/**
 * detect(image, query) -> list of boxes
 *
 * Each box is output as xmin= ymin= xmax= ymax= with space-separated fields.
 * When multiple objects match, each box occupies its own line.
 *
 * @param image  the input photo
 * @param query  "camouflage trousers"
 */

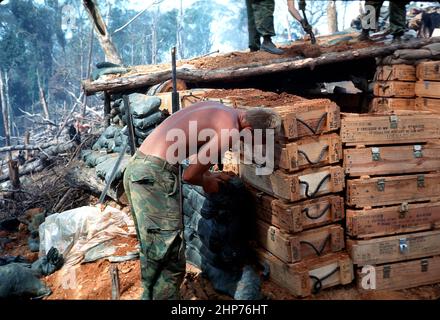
xmin=246 ymin=0 xmax=275 ymax=50
xmin=123 ymin=151 xmax=185 ymax=300
xmin=364 ymin=0 xmax=409 ymax=35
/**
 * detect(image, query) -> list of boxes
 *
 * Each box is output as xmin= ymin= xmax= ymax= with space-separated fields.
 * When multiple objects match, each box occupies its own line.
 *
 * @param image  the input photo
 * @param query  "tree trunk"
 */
xmin=151 ymin=9 xmax=158 ymax=65
xmin=8 ymin=160 xmax=20 ymax=189
xmin=177 ymin=0 xmax=185 ymax=60
xmin=65 ymin=161 xmax=127 ymax=204
xmin=327 ymin=1 xmax=338 ymax=34
xmin=82 ymin=28 xmax=94 ymax=116
xmin=83 ymin=37 xmax=440 ymax=95
xmin=0 ymin=70 xmax=11 ymax=160
xmin=82 ymin=0 xmax=122 ymax=65
xmin=37 ymin=70 xmax=50 ymax=121
xmin=24 ymin=131 xmax=31 ymax=160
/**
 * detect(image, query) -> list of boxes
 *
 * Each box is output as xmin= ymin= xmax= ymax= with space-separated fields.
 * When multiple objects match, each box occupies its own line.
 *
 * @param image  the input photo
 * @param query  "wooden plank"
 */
xmin=373 ymin=81 xmax=415 ymax=98
xmin=415 ymin=97 xmax=440 ymax=113
xmin=344 ymin=143 xmax=440 ymax=177
xmin=416 ymin=61 xmax=440 ymax=81
xmin=347 ymin=173 xmax=440 ymax=208
xmin=415 ymin=81 xmax=440 ymax=99
xmin=272 ymin=99 xmax=340 ymax=140
xmin=341 ymin=113 xmax=440 ymax=146
xmin=257 ymin=249 xmax=354 ymax=297
xmin=376 ymin=65 xmax=416 ymax=82
xmin=347 ymin=229 xmax=440 ymax=266
xmin=347 ymin=202 xmax=440 ymax=238
xmin=155 ymin=89 xmax=234 ymax=113
xmin=256 ymin=220 xmax=345 ymax=263
xmin=356 ymin=256 xmax=440 ymax=291
xmin=239 ymin=164 xmax=345 ymax=202
xmin=249 ymin=188 xmax=344 ymax=233
xmin=370 ymin=98 xmax=417 ymax=113
xmin=274 ymin=134 xmax=342 ymax=172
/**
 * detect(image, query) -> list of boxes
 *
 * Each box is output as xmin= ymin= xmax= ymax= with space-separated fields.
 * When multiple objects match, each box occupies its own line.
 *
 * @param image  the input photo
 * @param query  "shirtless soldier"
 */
xmin=123 ymin=101 xmax=281 ymax=300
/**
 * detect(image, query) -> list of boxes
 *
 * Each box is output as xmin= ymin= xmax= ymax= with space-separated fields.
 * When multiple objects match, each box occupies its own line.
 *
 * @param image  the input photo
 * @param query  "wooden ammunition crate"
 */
xmin=256 ymin=220 xmax=345 ymax=263
xmin=272 ymin=99 xmax=340 ymax=141
xmin=356 ymin=256 xmax=440 ymax=291
xmin=415 ymin=97 xmax=440 ymax=113
xmin=376 ymin=65 xmax=416 ymax=82
xmin=274 ymin=134 xmax=342 ymax=172
xmin=347 ymin=201 xmax=440 ymax=239
xmin=240 ymin=164 xmax=345 ymax=202
xmin=257 ymin=249 xmax=354 ymax=297
xmin=416 ymin=61 xmax=440 ymax=81
xmin=344 ymin=143 xmax=440 ymax=177
xmin=346 ymin=173 xmax=440 ymax=208
xmin=415 ymin=81 xmax=440 ymax=99
xmin=373 ymin=81 xmax=415 ymax=98
xmin=347 ymin=229 xmax=440 ymax=266
xmin=370 ymin=97 xmax=417 ymax=113
xmin=249 ymin=189 xmax=344 ymax=233
xmin=341 ymin=113 xmax=440 ymax=146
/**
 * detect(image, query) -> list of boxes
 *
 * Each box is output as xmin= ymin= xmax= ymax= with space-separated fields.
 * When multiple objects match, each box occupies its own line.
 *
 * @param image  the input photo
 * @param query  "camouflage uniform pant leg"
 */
xmin=246 ymin=0 xmax=261 ymax=50
xmin=364 ymin=0 xmax=384 ymax=31
xmin=123 ymin=157 xmax=185 ymax=300
xmin=251 ymin=0 xmax=275 ymax=38
xmin=389 ymin=0 xmax=408 ymax=35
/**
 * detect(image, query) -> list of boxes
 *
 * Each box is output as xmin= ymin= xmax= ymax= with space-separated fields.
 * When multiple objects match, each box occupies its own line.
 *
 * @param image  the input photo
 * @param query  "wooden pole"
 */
xmin=8 ymin=160 xmax=20 ymax=189
xmin=24 ymin=130 xmax=31 ymax=160
xmin=104 ymin=91 xmax=111 ymax=127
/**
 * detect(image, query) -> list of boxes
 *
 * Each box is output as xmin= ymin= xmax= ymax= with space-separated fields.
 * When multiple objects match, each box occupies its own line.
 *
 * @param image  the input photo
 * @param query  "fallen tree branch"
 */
xmin=0 ymin=142 xmax=58 ymax=153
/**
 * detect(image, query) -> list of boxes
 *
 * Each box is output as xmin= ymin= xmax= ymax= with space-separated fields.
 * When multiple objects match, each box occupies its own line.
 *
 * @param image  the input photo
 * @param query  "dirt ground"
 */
xmin=202 ymin=88 xmax=306 ymax=107
xmin=111 ymin=33 xmax=375 ymax=80
xmin=2 ymin=212 xmax=440 ymax=300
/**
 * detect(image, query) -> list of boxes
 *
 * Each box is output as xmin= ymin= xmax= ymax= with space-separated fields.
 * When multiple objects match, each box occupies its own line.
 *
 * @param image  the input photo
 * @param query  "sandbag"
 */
xmin=31 ymin=247 xmax=64 ymax=276
xmin=103 ymin=125 xmax=120 ymax=139
xmin=128 ymin=94 xmax=161 ymax=118
xmin=423 ymin=43 xmax=440 ymax=56
xmin=134 ymin=127 xmax=155 ymax=140
xmin=95 ymin=155 xmax=131 ymax=183
xmin=0 ymin=263 xmax=51 ymax=298
xmin=0 ymin=256 xmax=28 ymax=267
xmin=132 ymin=111 xmax=166 ymax=130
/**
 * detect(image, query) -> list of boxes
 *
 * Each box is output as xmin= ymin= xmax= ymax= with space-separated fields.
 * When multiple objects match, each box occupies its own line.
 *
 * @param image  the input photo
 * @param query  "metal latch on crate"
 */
xmin=377 ymin=179 xmax=385 ymax=192
xmin=413 ymin=145 xmax=423 ymax=158
xmin=371 ymin=147 xmax=381 ymax=161
xmin=389 ymin=115 xmax=398 ymax=129
xmin=399 ymin=238 xmax=409 ymax=254
xmin=421 ymin=259 xmax=429 ymax=272
xmin=383 ymin=266 xmax=391 ymax=279
xmin=417 ymin=175 xmax=425 ymax=188
xmin=269 ymin=227 xmax=276 ymax=242
xmin=399 ymin=202 xmax=409 ymax=218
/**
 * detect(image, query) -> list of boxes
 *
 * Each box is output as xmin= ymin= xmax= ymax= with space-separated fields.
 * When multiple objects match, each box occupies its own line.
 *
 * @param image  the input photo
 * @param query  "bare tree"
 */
xmin=82 ymin=0 xmax=122 ymax=64
xmin=327 ymin=1 xmax=338 ymax=34
xmin=0 ymin=70 xmax=11 ymax=160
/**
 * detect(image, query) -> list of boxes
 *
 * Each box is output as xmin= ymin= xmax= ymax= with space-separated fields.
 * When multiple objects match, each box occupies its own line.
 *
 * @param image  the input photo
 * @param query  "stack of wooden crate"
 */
xmin=415 ymin=61 xmax=440 ymax=113
xmin=371 ymin=64 xmax=418 ymax=113
xmin=342 ymin=111 xmax=440 ymax=291
xmin=239 ymin=99 xmax=354 ymax=297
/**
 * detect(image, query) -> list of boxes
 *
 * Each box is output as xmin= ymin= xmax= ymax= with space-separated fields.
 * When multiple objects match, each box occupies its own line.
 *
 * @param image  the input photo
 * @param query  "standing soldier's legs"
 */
xmin=389 ymin=1 xmax=409 ymax=36
xmin=123 ymin=157 xmax=185 ymax=300
xmin=246 ymin=0 xmax=261 ymax=51
xmin=359 ymin=0 xmax=384 ymax=40
xmin=251 ymin=0 xmax=276 ymax=39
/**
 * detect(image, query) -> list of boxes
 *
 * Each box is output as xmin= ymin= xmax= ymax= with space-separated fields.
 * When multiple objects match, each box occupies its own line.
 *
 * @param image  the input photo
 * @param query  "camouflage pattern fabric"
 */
xmin=364 ymin=0 xmax=409 ymax=35
xmin=246 ymin=0 xmax=276 ymax=50
xmin=123 ymin=151 xmax=185 ymax=300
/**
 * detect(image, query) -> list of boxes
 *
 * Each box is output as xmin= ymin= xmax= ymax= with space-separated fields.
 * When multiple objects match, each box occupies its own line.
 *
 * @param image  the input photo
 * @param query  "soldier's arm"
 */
xmin=182 ymin=133 xmax=232 ymax=193
xmin=287 ymin=0 xmax=303 ymax=22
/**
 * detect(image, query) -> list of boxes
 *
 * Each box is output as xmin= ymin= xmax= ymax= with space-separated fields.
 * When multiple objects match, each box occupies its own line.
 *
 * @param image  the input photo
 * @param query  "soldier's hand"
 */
xmin=301 ymin=19 xmax=313 ymax=33
xmin=202 ymin=172 xmax=231 ymax=194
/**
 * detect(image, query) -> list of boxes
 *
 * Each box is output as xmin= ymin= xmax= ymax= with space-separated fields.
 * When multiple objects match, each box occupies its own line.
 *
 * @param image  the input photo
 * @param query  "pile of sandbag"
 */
xmin=377 ymin=42 xmax=440 ymax=65
xmin=182 ymin=177 xmax=262 ymax=300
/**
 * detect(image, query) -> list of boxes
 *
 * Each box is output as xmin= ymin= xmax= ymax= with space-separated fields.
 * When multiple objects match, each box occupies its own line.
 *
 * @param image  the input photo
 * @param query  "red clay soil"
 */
xmin=186 ymin=39 xmax=372 ymax=71
xmin=202 ymin=88 xmax=306 ymax=107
